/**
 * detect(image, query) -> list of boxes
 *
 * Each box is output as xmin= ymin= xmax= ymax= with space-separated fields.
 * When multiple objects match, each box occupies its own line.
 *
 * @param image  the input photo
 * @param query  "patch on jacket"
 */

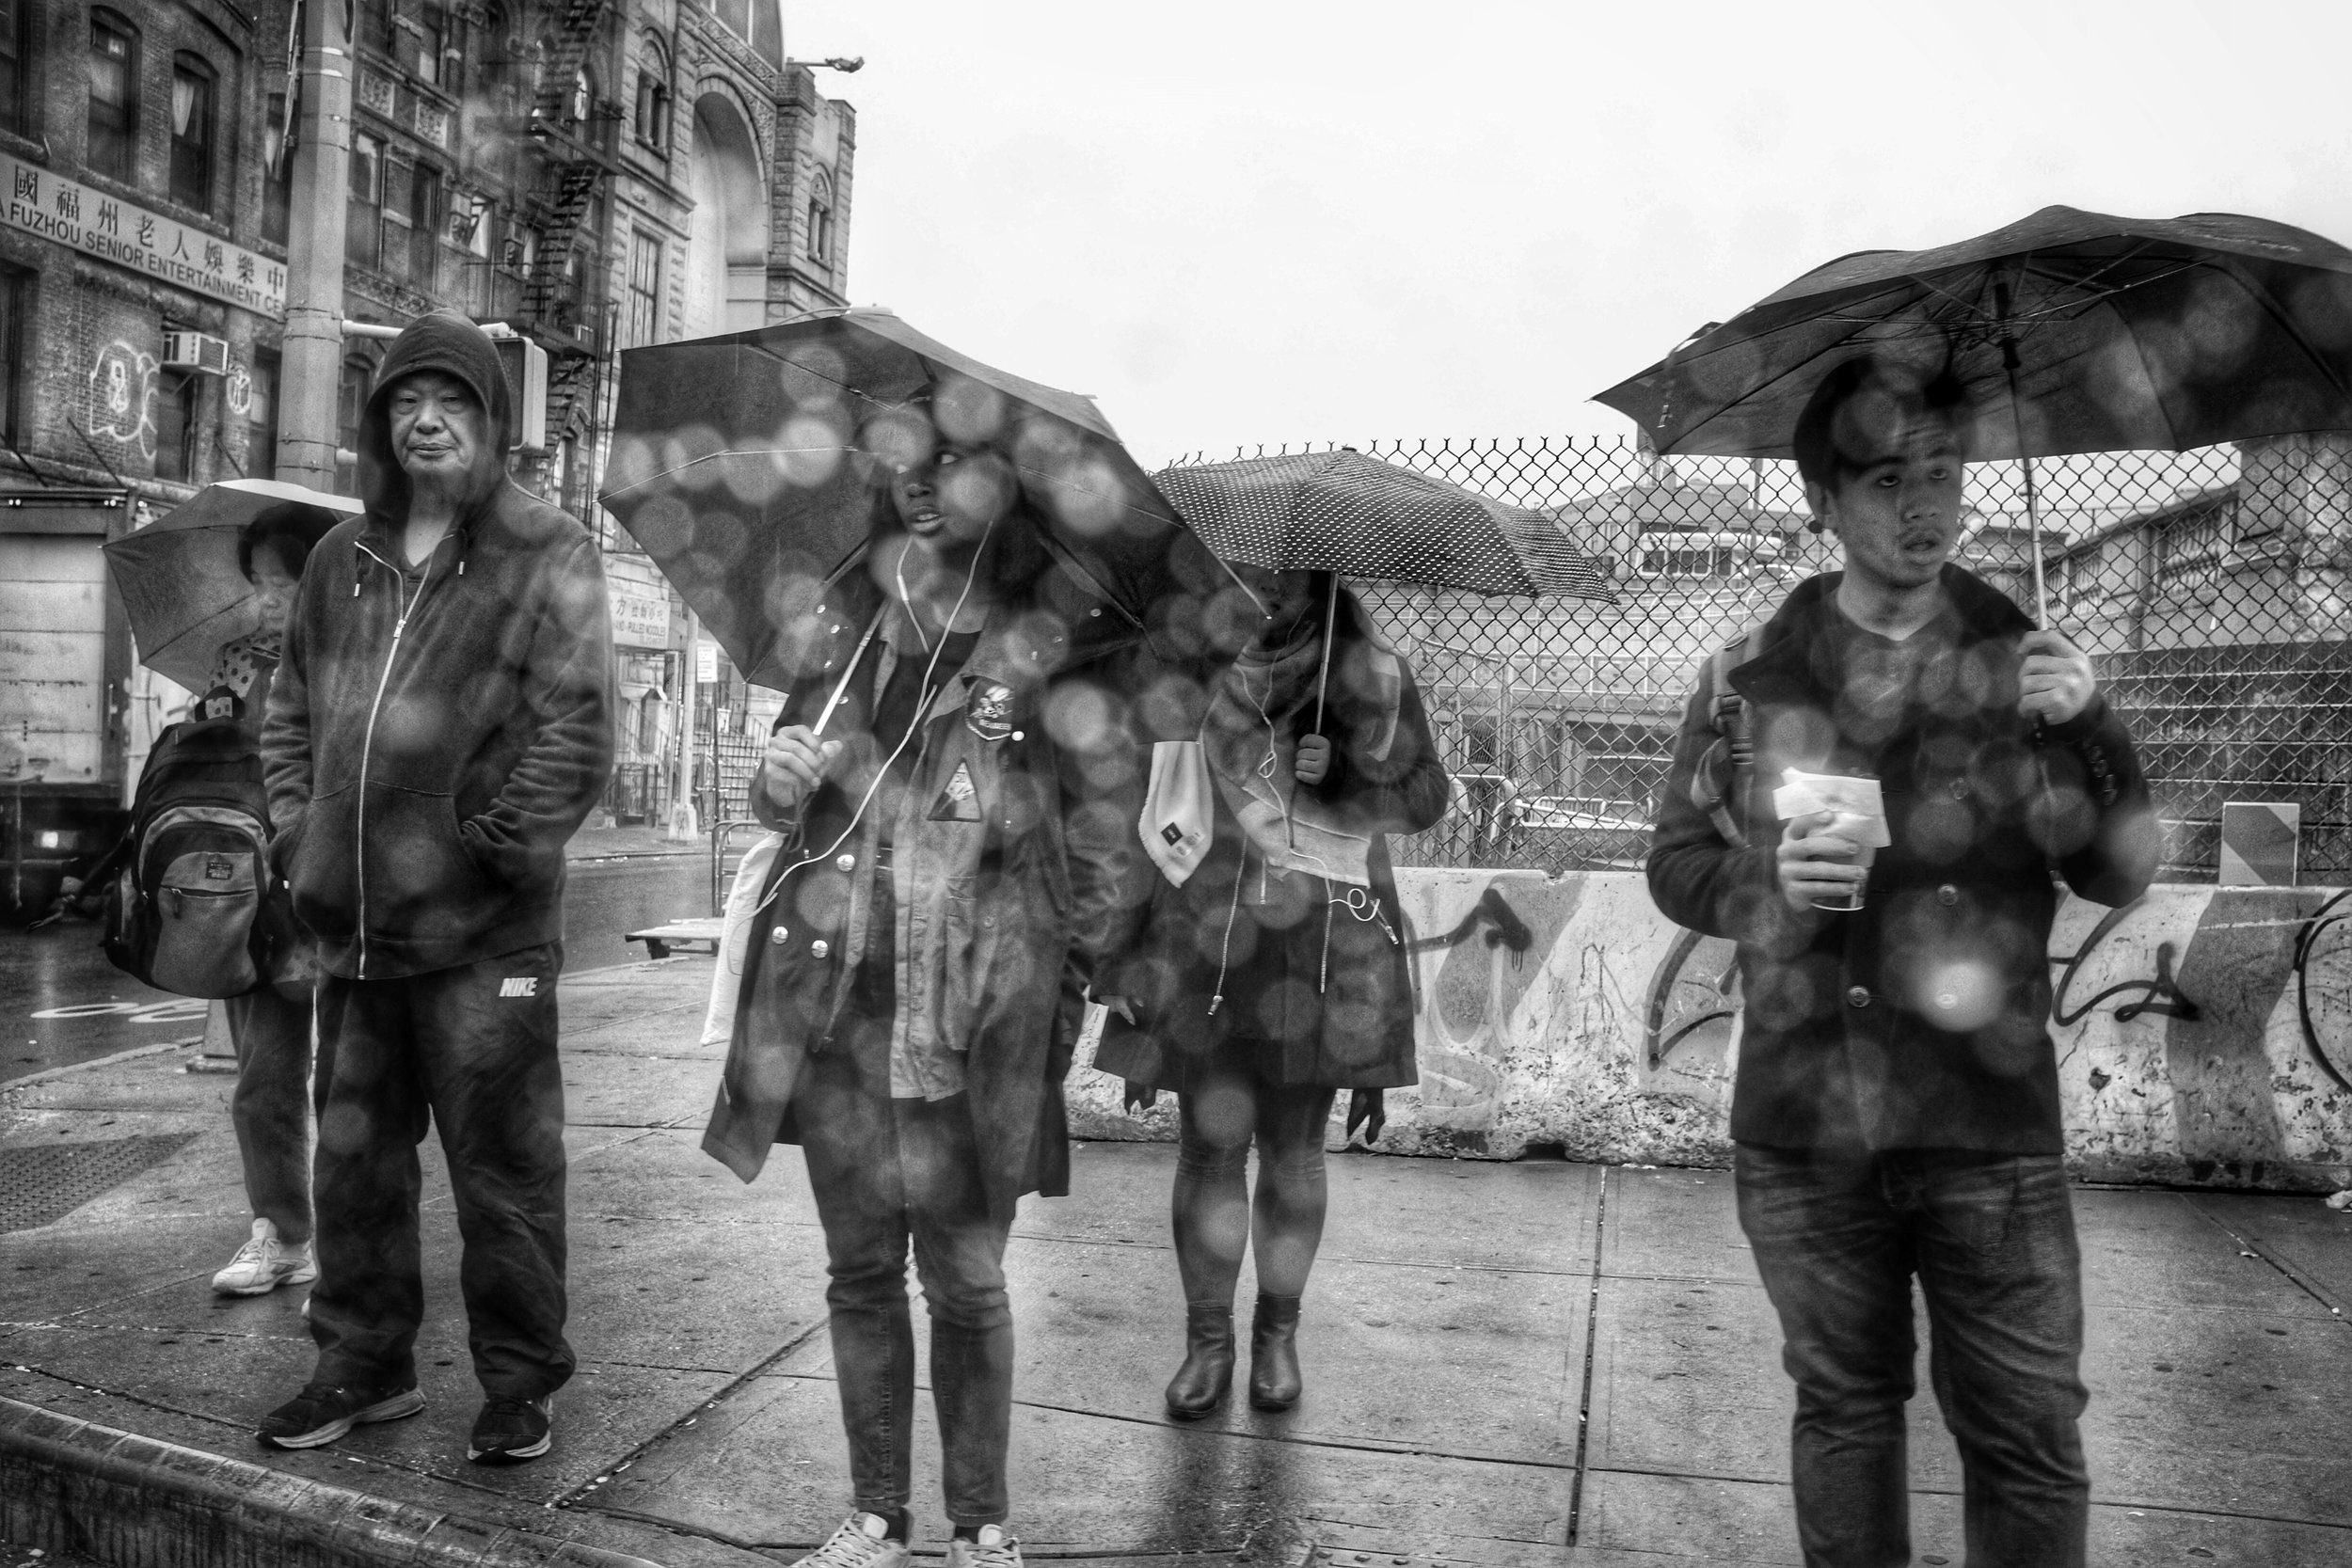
xmin=964 ymin=679 xmax=1016 ymax=743
xmin=930 ymin=759 xmax=982 ymax=822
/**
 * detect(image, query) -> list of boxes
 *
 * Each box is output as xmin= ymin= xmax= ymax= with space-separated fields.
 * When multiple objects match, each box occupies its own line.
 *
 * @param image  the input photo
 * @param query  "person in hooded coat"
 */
xmin=704 ymin=421 xmax=1150 ymax=1568
xmin=1093 ymin=567 xmax=1449 ymax=1418
xmin=255 ymin=311 xmax=614 ymax=1466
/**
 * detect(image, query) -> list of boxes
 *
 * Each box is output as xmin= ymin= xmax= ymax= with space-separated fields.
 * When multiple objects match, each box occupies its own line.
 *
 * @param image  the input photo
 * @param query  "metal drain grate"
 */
xmin=0 ymin=1134 xmax=203 ymax=1232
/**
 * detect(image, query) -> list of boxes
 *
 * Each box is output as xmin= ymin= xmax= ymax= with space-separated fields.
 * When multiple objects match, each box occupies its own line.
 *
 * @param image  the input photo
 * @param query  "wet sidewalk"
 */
xmin=2 ymin=958 xmax=2348 ymax=1567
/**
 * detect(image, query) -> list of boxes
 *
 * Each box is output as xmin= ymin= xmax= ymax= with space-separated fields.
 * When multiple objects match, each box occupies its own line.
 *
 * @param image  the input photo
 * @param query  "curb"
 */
xmin=0 ymin=1398 xmax=668 ymax=1568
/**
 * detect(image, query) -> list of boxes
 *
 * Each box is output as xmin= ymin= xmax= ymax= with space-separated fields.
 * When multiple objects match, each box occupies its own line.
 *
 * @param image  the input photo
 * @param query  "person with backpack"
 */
xmin=1647 ymin=356 xmax=2159 ymax=1568
xmin=65 ymin=506 xmax=327 ymax=1297
xmin=254 ymin=311 xmax=613 ymax=1466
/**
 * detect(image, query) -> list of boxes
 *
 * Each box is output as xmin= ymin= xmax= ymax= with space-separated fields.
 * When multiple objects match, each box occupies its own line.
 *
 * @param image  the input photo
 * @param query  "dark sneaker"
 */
xmin=468 ymin=1394 xmax=553 ymax=1464
xmin=256 ymin=1382 xmax=424 ymax=1449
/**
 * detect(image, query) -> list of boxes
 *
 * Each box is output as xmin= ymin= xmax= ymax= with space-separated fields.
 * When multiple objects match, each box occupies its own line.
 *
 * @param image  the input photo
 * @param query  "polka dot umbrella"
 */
xmin=1593 ymin=206 xmax=2352 ymax=622
xmin=1151 ymin=449 xmax=1617 ymax=601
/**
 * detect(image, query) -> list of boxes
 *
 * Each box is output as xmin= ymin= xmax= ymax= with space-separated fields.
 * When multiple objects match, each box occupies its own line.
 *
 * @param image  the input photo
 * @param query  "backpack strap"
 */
xmin=1684 ymin=626 xmax=1768 ymax=850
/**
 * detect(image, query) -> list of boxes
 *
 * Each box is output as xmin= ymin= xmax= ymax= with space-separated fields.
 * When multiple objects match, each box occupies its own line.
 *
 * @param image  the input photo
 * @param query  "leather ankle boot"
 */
xmin=1164 ymin=1301 xmax=1235 ymax=1418
xmin=1248 ymin=1291 xmax=1303 ymax=1411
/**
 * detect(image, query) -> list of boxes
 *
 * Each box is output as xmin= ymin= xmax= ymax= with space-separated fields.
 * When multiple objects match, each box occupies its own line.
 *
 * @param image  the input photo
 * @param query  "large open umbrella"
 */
xmin=1594 ymin=206 xmax=2352 ymax=617
xmin=1154 ymin=449 xmax=1616 ymax=600
xmin=1154 ymin=448 xmax=1616 ymax=725
xmin=103 ymin=479 xmax=359 ymax=690
xmin=599 ymin=307 xmax=1237 ymax=692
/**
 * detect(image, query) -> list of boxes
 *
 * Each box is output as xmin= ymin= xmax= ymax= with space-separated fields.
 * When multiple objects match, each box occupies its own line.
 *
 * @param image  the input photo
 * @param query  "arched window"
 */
xmin=87 ymin=10 xmax=138 ymax=182
xmin=806 ymin=167 xmax=834 ymax=265
xmin=633 ymin=37 xmax=670 ymax=153
xmin=169 ymin=54 xmax=216 ymax=213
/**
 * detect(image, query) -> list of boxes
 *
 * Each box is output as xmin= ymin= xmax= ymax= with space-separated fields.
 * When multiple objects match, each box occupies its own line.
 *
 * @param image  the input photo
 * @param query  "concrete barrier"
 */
xmin=1069 ymin=870 xmax=2352 ymax=1192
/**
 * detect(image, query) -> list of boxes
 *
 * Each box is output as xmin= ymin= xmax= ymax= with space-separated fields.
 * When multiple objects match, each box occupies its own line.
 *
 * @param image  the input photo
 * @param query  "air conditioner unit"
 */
xmin=479 ymin=321 xmax=550 ymax=456
xmin=161 ymin=331 xmax=230 ymax=376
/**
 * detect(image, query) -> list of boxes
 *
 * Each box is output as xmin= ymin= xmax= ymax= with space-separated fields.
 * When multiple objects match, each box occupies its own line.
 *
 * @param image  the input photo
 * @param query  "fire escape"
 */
xmin=520 ymin=0 xmax=620 ymax=474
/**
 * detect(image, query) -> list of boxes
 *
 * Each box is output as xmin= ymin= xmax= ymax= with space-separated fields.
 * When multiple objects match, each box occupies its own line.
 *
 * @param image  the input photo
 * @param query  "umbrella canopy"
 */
xmin=1152 ymin=449 xmax=1616 ymax=599
xmin=1594 ymin=206 xmax=2352 ymax=463
xmin=599 ymin=306 xmax=1234 ymax=690
xmin=103 ymin=479 xmax=360 ymax=690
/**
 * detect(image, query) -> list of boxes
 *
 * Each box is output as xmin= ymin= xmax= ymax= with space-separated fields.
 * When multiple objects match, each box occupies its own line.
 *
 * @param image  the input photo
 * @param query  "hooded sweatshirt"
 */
xmin=262 ymin=310 xmax=614 ymax=979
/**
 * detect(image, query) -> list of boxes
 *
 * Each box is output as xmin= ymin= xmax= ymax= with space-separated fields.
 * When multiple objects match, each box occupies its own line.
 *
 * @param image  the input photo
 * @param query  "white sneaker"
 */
xmin=945 ymin=1526 xmax=1022 ymax=1568
xmin=796 ymin=1514 xmax=913 ymax=1568
xmin=212 ymin=1219 xmax=318 ymax=1297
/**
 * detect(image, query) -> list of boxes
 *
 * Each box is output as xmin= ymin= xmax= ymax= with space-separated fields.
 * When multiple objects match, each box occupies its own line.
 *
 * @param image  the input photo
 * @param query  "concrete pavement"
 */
xmin=2 ymin=957 xmax=2349 ymax=1567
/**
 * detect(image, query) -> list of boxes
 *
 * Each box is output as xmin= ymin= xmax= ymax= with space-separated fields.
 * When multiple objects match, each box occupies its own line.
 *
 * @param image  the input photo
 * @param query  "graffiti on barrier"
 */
xmin=2051 ymin=902 xmax=2201 ymax=1026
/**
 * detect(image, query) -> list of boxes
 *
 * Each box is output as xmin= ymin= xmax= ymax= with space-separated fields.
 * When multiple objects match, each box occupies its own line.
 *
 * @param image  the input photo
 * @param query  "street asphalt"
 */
xmin=1 ymin=957 xmax=2348 ymax=1567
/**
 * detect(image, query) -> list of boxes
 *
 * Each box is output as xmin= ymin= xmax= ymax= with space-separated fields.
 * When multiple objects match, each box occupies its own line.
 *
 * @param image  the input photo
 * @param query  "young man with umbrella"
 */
xmin=1647 ymin=356 xmax=2158 ymax=1568
xmin=701 ymin=409 xmax=1152 ymax=1568
xmin=1092 ymin=564 xmax=1450 ymax=1418
xmin=254 ymin=311 xmax=614 ymax=1465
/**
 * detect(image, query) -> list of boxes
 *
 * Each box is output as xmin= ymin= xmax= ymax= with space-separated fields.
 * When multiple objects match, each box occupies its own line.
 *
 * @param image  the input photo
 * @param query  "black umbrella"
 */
xmin=103 ymin=479 xmax=359 ymax=690
xmin=599 ymin=307 xmax=1235 ymax=691
xmin=1153 ymin=449 xmax=1616 ymax=599
xmin=1154 ymin=448 xmax=1615 ymax=729
xmin=1594 ymin=206 xmax=2352 ymax=617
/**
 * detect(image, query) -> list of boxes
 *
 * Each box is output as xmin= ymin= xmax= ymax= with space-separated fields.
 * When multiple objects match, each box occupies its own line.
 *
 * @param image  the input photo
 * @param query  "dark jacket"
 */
xmin=1093 ymin=592 xmax=1452 ymax=1092
xmin=262 ymin=311 xmax=614 ymax=980
xmin=702 ymin=543 xmax=1152 ymax=1221
xmin=1646 ymin=567 xmax=2158 ymax=1154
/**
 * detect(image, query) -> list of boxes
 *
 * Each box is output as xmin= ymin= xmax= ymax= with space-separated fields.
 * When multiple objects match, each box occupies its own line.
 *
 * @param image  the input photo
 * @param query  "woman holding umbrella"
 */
xmin=74 ymin=497 xmax=339 ymax=1296
xmin=1094 ymin=566 xmax=1451 ymax=1418
xmin=700 ymin=407 xmax=1152 ymax=1568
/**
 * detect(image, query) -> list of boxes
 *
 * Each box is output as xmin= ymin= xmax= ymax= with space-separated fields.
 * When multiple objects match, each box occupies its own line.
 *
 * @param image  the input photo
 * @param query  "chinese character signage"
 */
xmin=609 ymin=584 xmax=673 ymax=650
xmin=2 ymin=150 xmax=285 ymax=319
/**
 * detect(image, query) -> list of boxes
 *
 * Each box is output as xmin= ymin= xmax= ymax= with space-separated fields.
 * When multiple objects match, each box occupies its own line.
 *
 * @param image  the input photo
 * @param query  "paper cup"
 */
xmin=1810 ymin=813 xmax=1880 ymax=911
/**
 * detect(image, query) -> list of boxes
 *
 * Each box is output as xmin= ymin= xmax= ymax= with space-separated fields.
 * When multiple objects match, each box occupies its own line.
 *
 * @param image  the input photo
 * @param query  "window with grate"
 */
xmin=0 ymin=0 xmax=28 ymax=138
xmin=87 ymin=12 xmax=137 ymax=182
xmin=262 ymin=91 xmax=293 ymax=245
xmin=154 ymin=372 xmax=199 ymax=483
xmin=807 ymin=167 xmax=834 ymax=265
xmin=346 ymin=133 xmax=382 ymax=269
xmin=247 ymin=350 xmax=278 ymax=483
xmin=0 ymin=267 xmax=21 ymax=444
xmin=2155 ymin=504 xmax=2229 ymax=591
xmin=634 ymin=38 xmax=670 ymax=152
xmin=169 ymin=55 xmax=216 ymax=213
xmin=335 ymin=356 xmax=372 ymax=496
xmin=1642 ymin=544 xmax=1735 ymax=578
xmin=627 ymin=228 xmax=661 ymax=346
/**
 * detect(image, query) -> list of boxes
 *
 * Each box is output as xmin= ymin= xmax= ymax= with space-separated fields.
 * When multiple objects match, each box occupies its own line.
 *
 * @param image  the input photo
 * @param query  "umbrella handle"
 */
xmin=1312 ymin=574 xmax=1339 ymax=735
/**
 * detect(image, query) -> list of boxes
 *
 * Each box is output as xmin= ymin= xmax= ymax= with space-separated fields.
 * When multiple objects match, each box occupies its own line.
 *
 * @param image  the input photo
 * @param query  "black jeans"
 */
xmin=308 ymin=942 xmax=572 ymax=1401
xmin=225 ymin=982 xmax=318 ymax=1244
xmin=798 ymin=1047 xmax=1014 ymax=1528
xmin=1172 ymin=1044 xmax=1338 ymax=1304
xmin=1735 ymin=1144 xmax=2090 ymax=1568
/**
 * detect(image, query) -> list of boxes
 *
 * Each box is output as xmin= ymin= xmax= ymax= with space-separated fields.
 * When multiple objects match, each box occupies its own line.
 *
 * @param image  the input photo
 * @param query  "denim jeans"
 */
xmin=309 ymin=942 xmax=572 ymax=1400
xmin=797 ymin=1047 xmax=1015 ymax=1528
xmin=226 ymin=982 xmax=319 ymax=1244
xmin=1735 ymin=1145 xmax=2090 ymax=1568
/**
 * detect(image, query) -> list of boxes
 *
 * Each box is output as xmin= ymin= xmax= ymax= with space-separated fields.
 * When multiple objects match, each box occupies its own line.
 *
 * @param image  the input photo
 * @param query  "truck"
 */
xmin=0 ymin=487 xmax=138 ymax=922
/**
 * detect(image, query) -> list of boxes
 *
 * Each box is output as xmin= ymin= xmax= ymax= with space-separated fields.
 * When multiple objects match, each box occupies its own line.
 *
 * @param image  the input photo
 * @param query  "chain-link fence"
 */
xmin=1169 ymin=433 xmax=2352 ymax=882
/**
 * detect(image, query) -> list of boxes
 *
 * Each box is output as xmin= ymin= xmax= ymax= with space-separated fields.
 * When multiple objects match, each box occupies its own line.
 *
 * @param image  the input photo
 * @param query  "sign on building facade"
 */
xmin=0 ymin=151 xmax=287 ymax=319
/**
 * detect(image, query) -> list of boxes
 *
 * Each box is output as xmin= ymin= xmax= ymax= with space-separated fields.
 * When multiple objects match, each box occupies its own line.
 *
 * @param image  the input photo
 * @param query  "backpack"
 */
xmin=1684 ymin=625 xmax=1772 ymax=850
xmin=103 ymin=713 xmax=277 ymax=998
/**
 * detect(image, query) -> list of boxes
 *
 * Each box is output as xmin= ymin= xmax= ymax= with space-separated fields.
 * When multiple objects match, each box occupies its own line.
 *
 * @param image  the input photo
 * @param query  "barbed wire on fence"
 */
xmin=1167 ymin=432 xmax=2352 ymax=882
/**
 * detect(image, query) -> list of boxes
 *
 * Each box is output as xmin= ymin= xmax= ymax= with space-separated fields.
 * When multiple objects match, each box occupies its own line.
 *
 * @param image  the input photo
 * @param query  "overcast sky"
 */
xmin=782 ymin=0 xmax=2352 ymax=469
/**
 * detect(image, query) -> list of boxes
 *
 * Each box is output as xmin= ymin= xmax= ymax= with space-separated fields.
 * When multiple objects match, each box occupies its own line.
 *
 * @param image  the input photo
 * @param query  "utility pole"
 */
xmin=276 ymin=0 xmax=353 ymax=489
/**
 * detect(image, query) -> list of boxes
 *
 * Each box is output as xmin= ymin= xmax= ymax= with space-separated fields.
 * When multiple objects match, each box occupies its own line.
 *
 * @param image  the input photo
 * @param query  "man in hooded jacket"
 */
xmin=256 ymin=311 xmax=613 ymax=1465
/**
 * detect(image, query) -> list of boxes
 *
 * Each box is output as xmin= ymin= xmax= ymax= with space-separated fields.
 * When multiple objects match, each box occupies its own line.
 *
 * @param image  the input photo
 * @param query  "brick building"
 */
xmin=0 ymin=0 xmax=854 ymax=906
